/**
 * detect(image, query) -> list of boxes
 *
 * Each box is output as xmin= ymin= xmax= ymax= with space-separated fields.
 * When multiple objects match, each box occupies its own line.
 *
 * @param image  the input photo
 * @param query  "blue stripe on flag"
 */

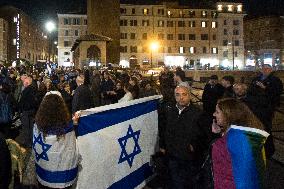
xmin=35 ymin=164 xmax=78 ymax=183
xmin=77 ymin=100 xmax=157 ymax=136
xmin=227 ymin=129 xmax=260 ymax=189
xmin=108 ymin=163 xmax=153 ymax=189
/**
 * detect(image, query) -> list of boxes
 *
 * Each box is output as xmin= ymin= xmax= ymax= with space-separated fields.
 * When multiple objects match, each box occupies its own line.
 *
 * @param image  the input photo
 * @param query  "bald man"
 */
xmin=159 ymin=85 xmax=211 ymax=189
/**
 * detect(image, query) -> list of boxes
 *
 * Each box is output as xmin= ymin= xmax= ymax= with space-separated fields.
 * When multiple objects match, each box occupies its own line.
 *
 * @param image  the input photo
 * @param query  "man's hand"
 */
xmin=72 ymin=111 xmax=81 ymax=125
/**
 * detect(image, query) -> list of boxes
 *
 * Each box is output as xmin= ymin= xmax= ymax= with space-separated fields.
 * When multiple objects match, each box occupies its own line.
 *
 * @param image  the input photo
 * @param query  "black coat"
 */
xmin=202 ymin=83 xmax=224 ymax=115
xmin=72 ymin=84 xmax=94 ymax=114
xmin=159 ymin=104 xmax=211 ymax=162
xmin=18 ymin=85 xmax=38 ymax=113
xmin=0 ymin=133 xmax=11 ymax=189
xmin=251 ymin=73 xmax=283 ymax=110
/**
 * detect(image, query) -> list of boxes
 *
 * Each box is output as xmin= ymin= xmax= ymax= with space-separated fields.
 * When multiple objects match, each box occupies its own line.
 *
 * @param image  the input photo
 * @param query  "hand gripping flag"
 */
xmin=76 ymin=96 xmax=161 ymax=189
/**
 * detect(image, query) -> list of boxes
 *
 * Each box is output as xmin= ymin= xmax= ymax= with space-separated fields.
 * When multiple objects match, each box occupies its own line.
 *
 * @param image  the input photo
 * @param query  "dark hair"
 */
xmin=217 ymin=98 xmax=263 ymax=131
xmin=210 ymin=75 xmax=218 ymax=80
xmin=35 ymin=94 xmax=71 ymax=136
xmin=175 ymin=70 xmax=186 ymax=81
xmin=222 ymin=75 xmax=235 ymax=85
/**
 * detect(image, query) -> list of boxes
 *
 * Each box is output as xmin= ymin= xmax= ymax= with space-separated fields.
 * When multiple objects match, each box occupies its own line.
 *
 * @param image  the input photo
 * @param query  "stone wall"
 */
xmin=185 ymin=70 xmax=284 ymax=84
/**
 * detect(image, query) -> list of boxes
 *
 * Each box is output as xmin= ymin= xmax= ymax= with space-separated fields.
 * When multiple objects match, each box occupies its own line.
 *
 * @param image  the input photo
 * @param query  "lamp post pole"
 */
xmin=232 ymin=40 xmax=235 ymax=70
xmin=45 ymin=21 xmax=56 ymax=63
xmin=151 ymin=50 xmax=153 ymax=68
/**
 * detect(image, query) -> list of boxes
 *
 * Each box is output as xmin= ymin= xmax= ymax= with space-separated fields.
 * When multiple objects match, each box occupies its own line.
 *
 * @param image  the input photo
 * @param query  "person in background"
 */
xmin=0 ymin=132 xmax=11 ymax=189
xmin=100 ymin=72 xmax=114 ymax=105
xmin=174 ymin=69 xmax=189 ymax=88
xmin=211 ymin=98 xmax=268 ymax=189
xmin=159 ymin=85 xmax=211 ymax=189
xmin=16 ymin=75 xmax=38 ymax=148
xmin=72 ymin=74 xmax=94 ymax=114
xmin=129 ymin=76 xmax=140 ymax=99
xmin=90 ymin=70 xmax=102 ymax=107
xmin=109 ymin=80 xmax=125 ymax=104
xmin=249 ymin=64 xmax=283 ymax=158
xmin=202 ymin=75 xmax=224 ymax=116
xmin=33 ymin=92 xmax=79 ymax=189
xmin=118 ymin=83 xmax=133 ymax=103
xmin=221 ymin=75 xmax=235 ymax=98
xmin=140 ymin=80 xmax=157 ymax=98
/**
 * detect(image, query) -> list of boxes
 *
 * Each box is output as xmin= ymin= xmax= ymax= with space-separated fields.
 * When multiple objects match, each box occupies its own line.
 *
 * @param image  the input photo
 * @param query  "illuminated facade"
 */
xmin=119 ymin=1 xmax=245 ymax=69
xmin=57 ymin=14 xmax=87 ymax=66
xmin=0 ymin=18 xmax=8 ymax=63
xmin=0 ymin=6 xmax=50 ymax=65
xmin=244 ymin=16 xmax=284 ymax=67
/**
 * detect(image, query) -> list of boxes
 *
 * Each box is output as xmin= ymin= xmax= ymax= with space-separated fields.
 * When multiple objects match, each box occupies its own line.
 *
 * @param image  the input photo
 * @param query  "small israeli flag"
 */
xmin=76 ymin=96 xmax=161 ymax=189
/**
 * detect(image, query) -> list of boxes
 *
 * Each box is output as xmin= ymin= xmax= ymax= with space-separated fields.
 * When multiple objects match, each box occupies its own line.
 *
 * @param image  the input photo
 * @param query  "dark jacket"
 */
xmin=0 ymin=133 xmax=11 ymax=189
xmin=202 ymin=83 xmax=224 ymax=115
xmin=251 ymin=73 xmax=283 ymax=110
xmin=72 ymin=84 xmax=94 ymax=114
xmin=159 ymin=104 xmax=211 ymax=162
xmin=222 ymin=85 xmax=234 ymax=98
xmin=18 ymin=85 xmax=38 ymax=113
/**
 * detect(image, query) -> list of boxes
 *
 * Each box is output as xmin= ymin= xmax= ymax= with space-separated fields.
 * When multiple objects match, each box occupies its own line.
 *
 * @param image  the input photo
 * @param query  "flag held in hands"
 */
xmin=76 ymin=96 xmax=161 ymax=189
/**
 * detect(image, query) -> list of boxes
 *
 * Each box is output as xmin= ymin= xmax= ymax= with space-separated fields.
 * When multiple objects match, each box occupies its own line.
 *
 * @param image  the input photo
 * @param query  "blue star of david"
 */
xmin=118 ymin=125 xmax=141 ymax=167
xmin=32 ymin=133 xmax=52 ymax=162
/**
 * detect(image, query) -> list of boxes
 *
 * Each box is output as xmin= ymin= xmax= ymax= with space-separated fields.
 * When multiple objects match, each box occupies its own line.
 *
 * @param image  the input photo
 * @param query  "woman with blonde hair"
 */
xmin=33 ymin=91 xmax=79 ymax=189
xmin=211 ymin=98 xmax=269 ymax=189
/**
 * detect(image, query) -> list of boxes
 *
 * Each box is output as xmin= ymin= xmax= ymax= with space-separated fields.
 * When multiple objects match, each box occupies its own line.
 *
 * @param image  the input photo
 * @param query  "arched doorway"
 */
xmin=87 ymin=45 xmax=101 ymax=63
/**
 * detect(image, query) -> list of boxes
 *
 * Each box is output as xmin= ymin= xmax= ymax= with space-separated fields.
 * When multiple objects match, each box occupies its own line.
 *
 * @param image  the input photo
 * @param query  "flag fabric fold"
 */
xmin=212 ymin=125 xmax=269 ymax=189
xmin=76 ymin=96 xmax=161 ymax=189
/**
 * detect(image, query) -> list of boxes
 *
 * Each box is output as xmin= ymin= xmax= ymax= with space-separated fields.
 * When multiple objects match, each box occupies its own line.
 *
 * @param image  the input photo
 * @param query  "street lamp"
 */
xmin=150 ymin=41 xmax=159 ymax=68
xmin=45 ymin=21 xmax=56 ymax=63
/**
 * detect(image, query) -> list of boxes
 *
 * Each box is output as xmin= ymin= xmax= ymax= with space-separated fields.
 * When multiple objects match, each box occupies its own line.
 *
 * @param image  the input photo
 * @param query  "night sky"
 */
xmin=0 ymin=0 xmax=283 ymax=23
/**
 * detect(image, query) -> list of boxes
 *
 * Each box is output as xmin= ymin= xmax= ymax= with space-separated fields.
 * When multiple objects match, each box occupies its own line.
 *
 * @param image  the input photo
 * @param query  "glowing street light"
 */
xmin=45 ymin=21 xmax=56 ymax=63
xmin=150 ymin=41 xmax=159 ymax=67
xmin=45 ymin=21 xmax=56 ymax=33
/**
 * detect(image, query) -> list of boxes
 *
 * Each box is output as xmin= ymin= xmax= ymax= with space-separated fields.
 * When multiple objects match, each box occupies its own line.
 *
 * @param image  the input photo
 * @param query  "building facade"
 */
xmin=62 ymin=1 xmax=245 ymax=69
xmin=57 ymin=14 xmax=87 ymax=66
xmin=0 ymin=6 xmax=50 ymax=65
xmin=0 ymin=18 xmax=8 ymax=63
xmin=87 ymin=0 xmax=120 ymax=65
xmin=119 ymin=1 xmax=245 ymax=69
xmin=244 ymin=16 xmax=284 ymax=68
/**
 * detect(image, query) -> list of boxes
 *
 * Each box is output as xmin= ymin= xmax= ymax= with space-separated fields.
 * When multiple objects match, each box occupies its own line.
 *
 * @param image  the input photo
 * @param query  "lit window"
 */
xmin=189 ymin=47 xmax=195 ymax=54
xmin=167 ymin=11 xmax=171 ymax=17
xmin=179 ymin=47 xmax=184 ymax=54
xmin=212 ymin=22 xmax=216 ymax=28
xmin=228 ymin=5 xmax=233 ymax=12
xmin=158 ymin=20 xmax=164 ymax=27
xmin=217 ymin=5 xmax=222 ymax=11
xmin=212 ymin=48 xmax=218 ymax=54
xmin=143 ymin=9 xmax=149 ymax=15
xmin=189 ymin=21 xmax=196 ymax=27
xmin=237 ymin=5 xmax=242 ymax=12
xmin=13 ymin=39 xmax=16 ymax=45
xmin=202 ymin=11 xmax=207 ymax=17
xmin=14 ymin=17 xmax=17 ymax=23
xmin=201 ymin=21 xmax=207 ymax=28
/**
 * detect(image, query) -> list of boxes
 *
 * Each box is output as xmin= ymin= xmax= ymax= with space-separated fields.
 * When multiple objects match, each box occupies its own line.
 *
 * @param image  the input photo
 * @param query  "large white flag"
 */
xmin=76 ymin=96 xmax=161 ymax=189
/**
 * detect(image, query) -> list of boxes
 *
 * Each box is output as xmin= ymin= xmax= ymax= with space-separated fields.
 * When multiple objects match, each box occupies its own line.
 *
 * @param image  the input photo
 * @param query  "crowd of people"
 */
xmin=0 ymin=63 xmax=283 ymax=189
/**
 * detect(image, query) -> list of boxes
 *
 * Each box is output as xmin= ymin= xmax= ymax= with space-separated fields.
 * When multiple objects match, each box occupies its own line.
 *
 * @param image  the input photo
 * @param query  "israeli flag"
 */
xmin=76 ymin=96 xmax=161 ymax=189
